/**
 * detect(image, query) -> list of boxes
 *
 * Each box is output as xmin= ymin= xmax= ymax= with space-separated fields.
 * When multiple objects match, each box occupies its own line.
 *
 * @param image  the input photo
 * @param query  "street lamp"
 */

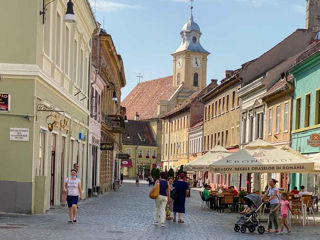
xmin=40 ymin=0 xmax=76 ymax=24
xmin=112 ymin=90 xmax=117 ymax=102
xmin=124 ymin=115 xmax=128 ymax=123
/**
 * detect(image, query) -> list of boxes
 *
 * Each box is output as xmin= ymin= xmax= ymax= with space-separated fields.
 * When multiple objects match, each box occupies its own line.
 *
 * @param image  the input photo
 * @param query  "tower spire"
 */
xmin=190 ymin=0 xmax=194 ymax=21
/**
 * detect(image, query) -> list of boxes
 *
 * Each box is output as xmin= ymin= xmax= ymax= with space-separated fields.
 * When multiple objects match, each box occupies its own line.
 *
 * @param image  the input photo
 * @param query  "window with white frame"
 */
xmin=65 ymin=26 xmax=70 ymax=76
xmin=44 ymin=7 xmax=51 ymax=57
xmin=268 ymin=109 xmax=272 ymax=135
xmin=79 ymin=49 xmax=84 ymax=90
xmin=284 ymin=103 xmax=289 ymax=132
xmin=73 ymin=40 xmax=78 ymax=84
xmin=276 ymin=106 xmax=280 ymax=133
xmin=56 ymin=12 xmax=61 ymax=67
xmin=126 ymin=148 xmax=132 ymax=157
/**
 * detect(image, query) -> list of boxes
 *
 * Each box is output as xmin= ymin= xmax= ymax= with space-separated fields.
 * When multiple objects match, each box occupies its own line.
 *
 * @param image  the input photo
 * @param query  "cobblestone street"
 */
xmin=1 ymin=183 xmax=320 ymax=240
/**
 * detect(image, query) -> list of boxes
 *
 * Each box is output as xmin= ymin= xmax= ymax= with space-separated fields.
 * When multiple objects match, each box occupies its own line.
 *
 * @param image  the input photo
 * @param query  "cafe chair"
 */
xmin=302 ymin=195 xmax=316 ymax=224
xmin=221 ymin=194 xmax=234 ymax=213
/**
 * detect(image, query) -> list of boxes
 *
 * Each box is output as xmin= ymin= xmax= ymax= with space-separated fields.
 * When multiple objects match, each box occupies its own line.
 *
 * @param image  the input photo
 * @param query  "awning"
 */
xmin=210 ymin=139 xmax=320 ymax=173
xmin=121 ymin=159 xmax=133 ymax=168
xmin=185 ymin=146 xmax=231 ymax=171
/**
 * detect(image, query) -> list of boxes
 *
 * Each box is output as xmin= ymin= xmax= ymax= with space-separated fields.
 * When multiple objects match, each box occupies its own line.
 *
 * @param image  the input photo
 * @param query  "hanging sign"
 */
xmin=116 ymin=153 xmax=130 ymax=160
xmin=308 ymin=134 xmax=320 ymax=147
xmin=10 ymin=128 xmax=29 ymax=141
xmin=121 ymin=159 xmax=133 ymax=168
xmin=0 ymin=93 xmax=10 ymax=111
xmin=100 ymin=142 xmax=114 ymax=151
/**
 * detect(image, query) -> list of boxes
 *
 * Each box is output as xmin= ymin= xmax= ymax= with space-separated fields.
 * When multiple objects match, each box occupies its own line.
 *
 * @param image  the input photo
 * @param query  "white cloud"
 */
xmin=89 ymin=0 xmax=140 ymax=12
xmin=292 ymin=4 xmax=305 ymax=15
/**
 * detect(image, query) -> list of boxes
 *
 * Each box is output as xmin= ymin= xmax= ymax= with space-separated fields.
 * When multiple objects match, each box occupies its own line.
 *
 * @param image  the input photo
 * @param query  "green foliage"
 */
xmin=151 ymin=168 xmax=160 ymax=180
xmin=167 ymin=168 xmax=174 ymax=178
xmin=239 ymin=190 xmax=248 ymax=199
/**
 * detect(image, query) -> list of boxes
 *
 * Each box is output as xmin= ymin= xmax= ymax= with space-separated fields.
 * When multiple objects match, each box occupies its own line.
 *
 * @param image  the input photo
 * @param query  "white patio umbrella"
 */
xmin=185 ymin=145 xmax=231 ymax=172
xmin=210 ymin=139 xmax=320 ymax=174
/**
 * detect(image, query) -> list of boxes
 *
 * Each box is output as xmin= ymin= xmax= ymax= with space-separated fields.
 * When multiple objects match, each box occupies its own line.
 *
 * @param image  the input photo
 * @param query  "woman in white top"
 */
xmin=64 ymin=169 xmax=82 ymax=223
xmin=263 ymin=179 xmax=280 ymax=233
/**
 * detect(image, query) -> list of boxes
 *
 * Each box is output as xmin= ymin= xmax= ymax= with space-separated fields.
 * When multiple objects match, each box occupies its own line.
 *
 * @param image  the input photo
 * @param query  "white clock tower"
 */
xmin=172 ymin=1 xmax=209 ymax=91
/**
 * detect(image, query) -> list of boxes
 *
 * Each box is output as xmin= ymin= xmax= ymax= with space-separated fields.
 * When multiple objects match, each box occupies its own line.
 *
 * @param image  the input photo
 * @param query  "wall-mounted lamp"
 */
xmin=112 ymin=90 xmax=117 ymax=102
xmin=40 ymin=0 xmax=76 ymax=24
xmin=124 ymin=115 xmax=128 ymax=123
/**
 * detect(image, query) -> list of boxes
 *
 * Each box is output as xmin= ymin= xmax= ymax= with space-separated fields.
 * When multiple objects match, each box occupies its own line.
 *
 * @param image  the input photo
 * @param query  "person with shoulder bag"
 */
xmin=151 ymin=172 xmax=170 ymax=227
xmin=263 ymin=179 xmax=280 ymax=233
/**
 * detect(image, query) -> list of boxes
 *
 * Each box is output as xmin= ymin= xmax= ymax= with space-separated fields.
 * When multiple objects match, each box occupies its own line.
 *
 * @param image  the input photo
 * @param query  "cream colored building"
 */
xmin=0 ymin=0 xmax=96 ymax=213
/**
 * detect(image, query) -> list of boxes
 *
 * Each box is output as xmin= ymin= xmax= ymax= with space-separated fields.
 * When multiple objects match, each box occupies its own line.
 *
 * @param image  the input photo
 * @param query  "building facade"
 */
xmin=122 ymin=120 xmax=158 ymax=178
xmin=290 ymin=42 xmax=320 ymax=192
xmin=0 ymin=0 xmax=96 ymax=213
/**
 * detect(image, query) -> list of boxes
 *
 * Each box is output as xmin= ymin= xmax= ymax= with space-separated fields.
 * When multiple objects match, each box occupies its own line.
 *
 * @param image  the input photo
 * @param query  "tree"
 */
xmin=151 ymin=168 xmax=160 ymax=180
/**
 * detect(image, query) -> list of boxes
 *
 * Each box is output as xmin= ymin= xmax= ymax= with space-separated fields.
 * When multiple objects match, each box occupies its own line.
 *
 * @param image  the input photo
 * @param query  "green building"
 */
xmin=0 ymin=0 xmax=96 ymax=213
xmin=290 ymin=40 xmax=320 ymax=192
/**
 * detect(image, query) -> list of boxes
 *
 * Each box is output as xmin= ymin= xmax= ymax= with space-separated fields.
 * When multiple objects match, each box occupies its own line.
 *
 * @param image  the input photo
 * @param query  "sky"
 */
xmin=89 ymin=0 xmax=307 ymax=100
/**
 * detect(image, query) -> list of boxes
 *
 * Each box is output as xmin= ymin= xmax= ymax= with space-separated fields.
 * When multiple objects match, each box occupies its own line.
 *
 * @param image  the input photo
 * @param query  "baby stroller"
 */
xmin=234 ymin=194 xmax=266 ymax=234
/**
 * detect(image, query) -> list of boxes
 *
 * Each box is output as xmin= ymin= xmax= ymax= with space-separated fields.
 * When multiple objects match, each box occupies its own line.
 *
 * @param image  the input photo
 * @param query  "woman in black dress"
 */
xmin=173 ymin=173 xmax=189 ymax=223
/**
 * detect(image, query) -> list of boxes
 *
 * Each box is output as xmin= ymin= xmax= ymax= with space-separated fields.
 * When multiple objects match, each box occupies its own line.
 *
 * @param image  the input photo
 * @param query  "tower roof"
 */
xmin=182 ymin=16 xmax=200 ymax=32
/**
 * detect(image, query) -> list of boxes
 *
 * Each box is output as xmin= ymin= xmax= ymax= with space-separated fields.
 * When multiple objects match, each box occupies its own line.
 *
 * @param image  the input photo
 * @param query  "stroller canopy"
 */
xmin=243 ymin=194 xmax=262 ymax=208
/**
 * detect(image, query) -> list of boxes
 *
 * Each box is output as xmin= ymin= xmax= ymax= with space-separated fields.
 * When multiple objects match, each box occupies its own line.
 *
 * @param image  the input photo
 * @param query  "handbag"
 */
xmin=170 ymin=189 xmax=177 ymax=200
xmin=149 ymin=181 xmax=160 ymax=199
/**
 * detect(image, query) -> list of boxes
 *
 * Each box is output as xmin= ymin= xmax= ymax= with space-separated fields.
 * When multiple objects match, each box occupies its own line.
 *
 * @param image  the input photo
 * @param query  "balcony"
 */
xmin=103 ymin=114 xmax=126 ymax=133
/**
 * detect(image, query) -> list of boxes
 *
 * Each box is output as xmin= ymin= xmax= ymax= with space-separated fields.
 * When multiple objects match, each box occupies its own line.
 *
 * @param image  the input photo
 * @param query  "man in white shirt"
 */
xmin=299 ymin=185 xmax=310 ymax=198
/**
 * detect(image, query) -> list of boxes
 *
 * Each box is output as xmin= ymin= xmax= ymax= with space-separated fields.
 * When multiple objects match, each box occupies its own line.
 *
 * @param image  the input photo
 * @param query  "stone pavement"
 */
xmin=1 ymin=183 xmax=320 ymax=240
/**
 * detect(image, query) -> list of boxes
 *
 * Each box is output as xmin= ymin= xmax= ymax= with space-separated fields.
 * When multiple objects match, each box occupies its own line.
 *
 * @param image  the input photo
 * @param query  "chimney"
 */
xmin=225 ymin=70 xmax=234 ymax=78
xmin=211 ymin=79 xmax=218 ymax=87
xmin=134 ymin=112 xmax=140 ymax=120
xmin=306 ymin=0 xmax=320 ymax=32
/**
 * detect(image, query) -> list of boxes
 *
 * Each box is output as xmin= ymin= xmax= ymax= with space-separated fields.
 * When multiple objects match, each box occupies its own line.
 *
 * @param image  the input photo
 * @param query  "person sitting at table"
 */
xmin=290 ymin=186 xmax=299 ymax=195
xmin=202 ymin=184 xmax=215 ymax=209
xmin=229 ymin=186 xmax=238 ymax=196
xmin=298 ymin=185 xmax=310 ymax=199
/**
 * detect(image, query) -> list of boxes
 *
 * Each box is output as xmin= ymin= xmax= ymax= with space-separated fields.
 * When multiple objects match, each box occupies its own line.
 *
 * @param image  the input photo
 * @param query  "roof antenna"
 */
xmin=136 ymin=73 xmax=143 ymax=83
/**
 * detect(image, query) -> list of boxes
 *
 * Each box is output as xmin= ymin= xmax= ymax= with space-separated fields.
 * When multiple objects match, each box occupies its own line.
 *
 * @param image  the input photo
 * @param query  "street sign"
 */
xmin=0 ymin=93 xmax=10 ymax=111
xmin=100 ymin=142 xmax=114 ymax=151
xmin=117 ymin=153 xmax=130 ymax=160
xmin=10 ymin=128 xmax=29 ymax=141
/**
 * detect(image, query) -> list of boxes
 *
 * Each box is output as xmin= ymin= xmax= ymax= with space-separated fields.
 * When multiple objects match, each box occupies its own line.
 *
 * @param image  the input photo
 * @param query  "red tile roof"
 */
xmin=122 ymin=76 xmax=177 ymax=120
xmin=262 ymin=77 xmax=288 ymax=99
xmin=122 ymin=120 xmax=156 ymax=146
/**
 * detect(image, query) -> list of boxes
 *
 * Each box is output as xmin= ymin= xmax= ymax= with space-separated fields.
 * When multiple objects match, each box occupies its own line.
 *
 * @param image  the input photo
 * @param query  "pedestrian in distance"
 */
xmin=172 ymin=173 xmax=189 ymax=223
xmin=271 ymin=192 xmax=293 ymax=234
xmin=73 ymin=163 xmax=80 ymax=179
xmin=64 ymin=169 xmax=82 ymax=223
xmin=263 ymin=179 xmax=280 ymax=233
xmin=166 ymin=177 xmax=174 ymax=220
xmin=152 ymin=172 xmax=170 ymax=227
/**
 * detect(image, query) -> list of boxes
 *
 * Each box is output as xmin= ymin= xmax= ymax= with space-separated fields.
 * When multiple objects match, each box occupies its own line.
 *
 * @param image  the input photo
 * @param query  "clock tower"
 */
xmin=172 ymin=1 xmax=209 ymax=91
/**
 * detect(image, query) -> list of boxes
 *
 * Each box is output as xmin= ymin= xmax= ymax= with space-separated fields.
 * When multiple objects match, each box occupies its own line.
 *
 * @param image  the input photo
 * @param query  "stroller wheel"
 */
xmin=248 ymin=226 xmax=255 ymax=233
xmin=258 ymin=226 xmax=265 ymax=234
xmin=252 ymin=212 xmax=257 ymax=218
xmin=234 ymin=225 xmax=240 ymax=232
xmin=240 ymin=226 xmax=246 ymax=233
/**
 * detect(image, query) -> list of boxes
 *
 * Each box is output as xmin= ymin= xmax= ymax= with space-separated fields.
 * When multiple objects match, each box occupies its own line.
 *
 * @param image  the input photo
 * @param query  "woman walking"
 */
xmin=173 ymin=173 xmax=189 ymax=223
xmin=263 ymin=179 xmax=280 ymax=233
xmin=152 ymin=172 xmax=170 ymax=227
xmin=64 ymin=169 xmax=82 ymax=223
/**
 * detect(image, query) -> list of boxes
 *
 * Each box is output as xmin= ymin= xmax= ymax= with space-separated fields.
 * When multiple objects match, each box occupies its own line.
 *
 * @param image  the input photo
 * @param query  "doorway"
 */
xmin=50 ymin=134 xmax=57 ymax=206
xmin=92 ymin=145 xmax=98 ymax=192
xmin=60 ymin=136 xmax=66 ymax=203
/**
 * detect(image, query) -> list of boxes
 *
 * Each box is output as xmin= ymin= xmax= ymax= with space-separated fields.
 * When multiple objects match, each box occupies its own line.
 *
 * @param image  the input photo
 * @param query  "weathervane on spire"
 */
xmin=190 ymin=0 xmax=194 ymax=20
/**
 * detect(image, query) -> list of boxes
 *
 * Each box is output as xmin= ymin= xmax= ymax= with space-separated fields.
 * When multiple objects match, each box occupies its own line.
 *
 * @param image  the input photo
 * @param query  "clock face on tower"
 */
xmin=192 ymin=56 xmax=201 ymax=69
xmin=177 ymin=58 xmax=182 ymax=69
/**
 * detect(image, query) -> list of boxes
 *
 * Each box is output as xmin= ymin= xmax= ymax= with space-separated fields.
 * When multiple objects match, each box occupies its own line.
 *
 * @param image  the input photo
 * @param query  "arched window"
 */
xmin=193 ymin=73 xmax=199 ymax=87
xmin=177 ymin=73 xmax=181 ymax=85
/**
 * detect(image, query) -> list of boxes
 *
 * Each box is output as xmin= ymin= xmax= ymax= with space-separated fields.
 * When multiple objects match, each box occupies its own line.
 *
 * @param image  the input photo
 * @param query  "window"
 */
xmin=211 ymin=103 xmax=214 ymax=118
xmin=80 ymin=49 xmax=84 ymax=90
xmin=39 ymin=130 xmax=46 ymax=176
xmin=65 ymin=26 xmax=70 ymax=75
xmin=305 ymin=94 xmax=311 ymax=127
xmin=249 ymin=116 xmax=254 ymax=142
xmin=226 ymin=95 xmax=229 ymax=111
xmin=208 ymin=105 xmax=211 ymax=121
xmin=268 ymin=109 xmax=272 ymax=135
xmin=214 ymin=133 xmax=217 ymax=146
xmin=225 ymin=130 xmax=228 ymax=147
xmin=218 ymin=99 xmax=221 ymax=114
xmin=146 ymin=150 xmax=150 ymax=158
xmin=296 ymin=98 xmax=301 ymax=130
xmin=276 ymin=106 xmax=280 ymax=133
xmin=73 ymin=40 xmax=78 ymax=84
xmin=217 ymin=132 xmax=220 ymax=145
xmin=165 ymin=144 xmax=168 ymax=156
xmin=215 ymin=101 xmax=218 ymax=116
xmin=222 ymin=97 xmax=225 ymax=113
xmin=177 ymin=73 xmax=181 ymax=85
xmin=193 ymin=73 xmax=198 ymax=87
xmin=211 ymin=134 xmax=213 ymax=149
xmin=56 ymin=12 xmax=61 ymax=67
xmin=203 ymin=136 xmax=206 ymax=151
xmin=316 ymin=90 xmax=320 ymax=125
xmin=242 ymin=118 xmax=247 ymax=144
xmin=232 ymin=91 xmax=235 ymax=108
xmin=204 ymin=107 xmax=207 ymax=122
xmin=221 ymin=131 xmax=224 ymax=146
xmin=126 ymin=148 xmax=132 ymax=157
xmin=207 ymin=135 xmax=210 ymax=150
xmin=138 ymin=150 xmax=142 ymax=158
xmin=284 ymin=103 xmax=289 ymax=131
xmin=44 ymin=5 xmax=51 ymax=57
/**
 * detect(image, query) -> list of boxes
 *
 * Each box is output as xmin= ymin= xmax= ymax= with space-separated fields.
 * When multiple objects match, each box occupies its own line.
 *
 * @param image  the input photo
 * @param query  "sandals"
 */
xmin=178 ymin=219 xmax=184 ymax=223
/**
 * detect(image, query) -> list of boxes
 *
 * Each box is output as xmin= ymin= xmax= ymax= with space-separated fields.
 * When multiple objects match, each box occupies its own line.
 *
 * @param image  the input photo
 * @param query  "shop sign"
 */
xmin=121 ymin=159 xmax=133 ymax=168
xmin=100 ymin=142 xmax=114 ymax=151
xmin=78 ymin=133 xmax=86 ymax=141
xmin=0 ymin=93 xmax=10 ymax=111
xmin=10 ymin=128 xmax=29 ymax=141
xmin=308 ymin=134 xmax=320 ymax=147
xmin=117 ymin=153 xmax=130 ymax=160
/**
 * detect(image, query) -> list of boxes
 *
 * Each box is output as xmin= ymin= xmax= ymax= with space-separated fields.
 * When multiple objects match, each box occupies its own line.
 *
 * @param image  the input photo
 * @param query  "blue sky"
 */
xmin=89 ymin=0 xmax=306 ymax=99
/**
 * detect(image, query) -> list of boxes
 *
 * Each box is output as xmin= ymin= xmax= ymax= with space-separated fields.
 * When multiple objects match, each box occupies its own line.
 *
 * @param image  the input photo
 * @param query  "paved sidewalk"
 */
xmin=1 ymin=183 xmax=320 ymax=240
